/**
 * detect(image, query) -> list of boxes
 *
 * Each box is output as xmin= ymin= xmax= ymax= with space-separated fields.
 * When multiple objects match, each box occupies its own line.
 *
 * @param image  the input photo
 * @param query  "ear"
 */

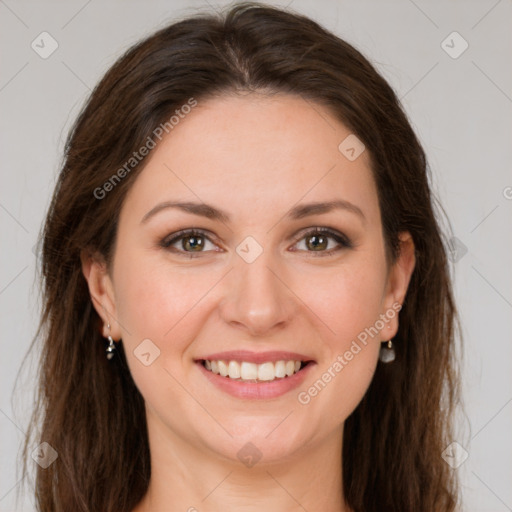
xmin=80 ymin=249 xmax=122 ymax=340
xmin=381 ymin=231 xmax=416 ymax=339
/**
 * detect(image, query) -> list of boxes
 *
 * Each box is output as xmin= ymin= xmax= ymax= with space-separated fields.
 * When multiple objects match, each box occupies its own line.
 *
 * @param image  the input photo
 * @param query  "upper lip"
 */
xmin=196 ymin=350 xmax=315 ymax=364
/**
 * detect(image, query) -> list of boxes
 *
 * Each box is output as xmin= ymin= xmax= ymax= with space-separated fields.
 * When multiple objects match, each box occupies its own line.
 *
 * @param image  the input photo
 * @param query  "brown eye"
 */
xmin=182 ymin=235 xmax=205 ymax=252
xmin=161 ymin=229 xmax=218 ymax=257
xmin=305 ymin=234 xmax=328 ymax=251
xmin=291 ymin=228 xmax=352 ymax=256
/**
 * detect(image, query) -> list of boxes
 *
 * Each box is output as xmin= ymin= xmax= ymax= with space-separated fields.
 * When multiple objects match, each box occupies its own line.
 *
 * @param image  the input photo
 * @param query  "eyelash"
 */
xmin=160 ymin=227 xmax=353 ymax=258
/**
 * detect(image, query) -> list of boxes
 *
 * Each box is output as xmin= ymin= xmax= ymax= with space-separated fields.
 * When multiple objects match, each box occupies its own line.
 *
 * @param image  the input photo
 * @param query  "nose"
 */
xmin=218 ymin=248 xmax=297 ymax=337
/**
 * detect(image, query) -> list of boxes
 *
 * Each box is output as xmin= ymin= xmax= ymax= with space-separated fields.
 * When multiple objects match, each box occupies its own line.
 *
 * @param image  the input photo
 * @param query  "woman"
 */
xmin=24 ymin=2 xmax=461 ymax=511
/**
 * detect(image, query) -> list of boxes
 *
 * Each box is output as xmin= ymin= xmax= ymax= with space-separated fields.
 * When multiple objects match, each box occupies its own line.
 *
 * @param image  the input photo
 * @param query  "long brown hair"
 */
xmin=21 ymin=2 xmax=461 ymax=510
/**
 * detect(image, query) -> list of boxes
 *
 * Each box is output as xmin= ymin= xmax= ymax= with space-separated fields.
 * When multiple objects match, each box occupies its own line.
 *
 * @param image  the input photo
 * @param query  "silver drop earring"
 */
xmin=106 ymin=323 xmax=116 ymax=360
xmin=379 ymin=339 xmax=395 ymax=363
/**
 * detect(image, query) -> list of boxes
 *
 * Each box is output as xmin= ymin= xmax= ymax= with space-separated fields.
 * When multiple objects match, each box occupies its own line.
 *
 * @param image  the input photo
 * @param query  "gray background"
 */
xmin=1 ymin=0 xmax=511 ymax=510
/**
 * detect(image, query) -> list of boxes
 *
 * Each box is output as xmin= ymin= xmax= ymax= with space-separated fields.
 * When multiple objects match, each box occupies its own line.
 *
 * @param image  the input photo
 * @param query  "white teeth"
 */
xmin=218 ymin=360 xmax=228 ymax=377
xmin=275 ymin=360 xmax=286 ymax=378
xmin=240 ymin=362 xmax=258 ymax=380
xmin=258 ymin=362 xmax=275 ymax=381
xmin=203 ymin=359 xmax=305 ymax=382
xmin=228 ymin=360 xmax=240 ymax=379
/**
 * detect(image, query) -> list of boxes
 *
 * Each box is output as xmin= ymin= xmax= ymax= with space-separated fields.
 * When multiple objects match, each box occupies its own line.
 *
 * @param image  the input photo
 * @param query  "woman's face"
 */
xmin=84 ymin=93 xmax=415 ymax=466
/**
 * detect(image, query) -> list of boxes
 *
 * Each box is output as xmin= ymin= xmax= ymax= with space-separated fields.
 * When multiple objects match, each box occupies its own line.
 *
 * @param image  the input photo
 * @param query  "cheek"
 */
xmin=111 ymin=255 xmax=216 ymax=407
xmin=295 ymin=256 xmax=388 ymax=346
xmin=112 ymin=250 xmax=229 ymax=376
xmin=291 ymin=256 xmax=386 ymax=419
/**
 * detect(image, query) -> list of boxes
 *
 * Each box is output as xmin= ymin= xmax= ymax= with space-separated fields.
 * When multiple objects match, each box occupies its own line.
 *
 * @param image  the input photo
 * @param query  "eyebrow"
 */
xmin=140 ymin=199 xmax=365 ymax=224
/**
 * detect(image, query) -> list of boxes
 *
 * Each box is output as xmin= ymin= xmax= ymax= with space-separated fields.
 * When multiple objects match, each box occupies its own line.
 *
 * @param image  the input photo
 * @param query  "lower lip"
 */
xmin=196 ymin=361 xmax=316 ymax=400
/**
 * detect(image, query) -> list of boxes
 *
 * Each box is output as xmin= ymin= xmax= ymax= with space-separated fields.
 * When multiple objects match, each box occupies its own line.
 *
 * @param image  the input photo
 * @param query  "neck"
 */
xmin=133 ymin=413 xmax=350 ymax=512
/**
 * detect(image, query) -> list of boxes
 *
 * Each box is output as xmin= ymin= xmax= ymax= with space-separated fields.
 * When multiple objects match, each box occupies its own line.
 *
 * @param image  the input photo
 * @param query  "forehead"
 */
xmin=121 ymin=93 xmax=380 ymax=228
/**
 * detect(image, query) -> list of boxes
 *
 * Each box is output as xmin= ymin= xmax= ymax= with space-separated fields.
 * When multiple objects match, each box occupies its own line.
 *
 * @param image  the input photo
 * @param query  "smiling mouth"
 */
xmin=199 ymin=359 xmax=313 ymax=383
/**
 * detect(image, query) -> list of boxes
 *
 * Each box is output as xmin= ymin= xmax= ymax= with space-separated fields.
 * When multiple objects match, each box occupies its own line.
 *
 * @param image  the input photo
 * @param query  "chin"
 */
xmin=202 ymin=419 xmax=309 ymax=465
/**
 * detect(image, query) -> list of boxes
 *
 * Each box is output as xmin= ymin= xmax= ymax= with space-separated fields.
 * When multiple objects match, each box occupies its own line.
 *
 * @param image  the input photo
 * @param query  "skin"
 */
xmin=82 ymin=93 xmax=415 ymax=512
